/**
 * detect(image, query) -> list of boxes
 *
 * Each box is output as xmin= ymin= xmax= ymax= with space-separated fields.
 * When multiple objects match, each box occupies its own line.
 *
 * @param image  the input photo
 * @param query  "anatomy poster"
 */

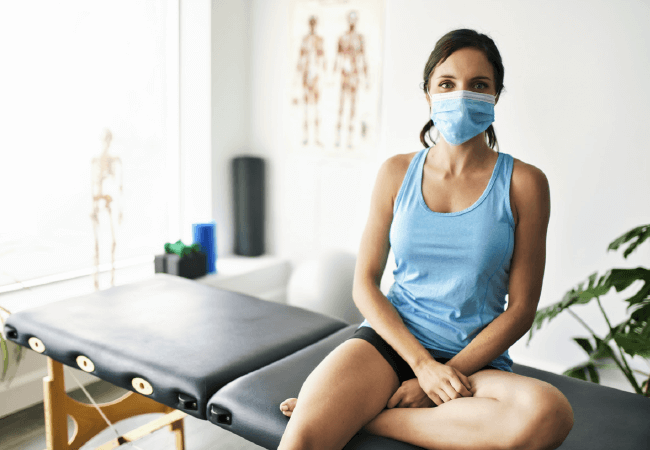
xmin=288 ymin=0 xmax=384 ymax=158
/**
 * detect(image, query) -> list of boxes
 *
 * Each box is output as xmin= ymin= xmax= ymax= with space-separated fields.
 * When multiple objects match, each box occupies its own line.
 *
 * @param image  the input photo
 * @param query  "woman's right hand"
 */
xmin=413 ymin=358 xmax=473 ymax=406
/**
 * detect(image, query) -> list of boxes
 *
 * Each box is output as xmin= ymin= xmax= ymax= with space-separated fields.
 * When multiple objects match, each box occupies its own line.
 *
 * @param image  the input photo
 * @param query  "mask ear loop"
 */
xmin=425 ymin=91 xmax=437 ymax=148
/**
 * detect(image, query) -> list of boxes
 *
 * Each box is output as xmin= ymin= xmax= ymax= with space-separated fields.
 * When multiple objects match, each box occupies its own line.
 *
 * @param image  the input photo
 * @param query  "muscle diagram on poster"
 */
xmin=288 ymin=0 xmax=384 ymax=159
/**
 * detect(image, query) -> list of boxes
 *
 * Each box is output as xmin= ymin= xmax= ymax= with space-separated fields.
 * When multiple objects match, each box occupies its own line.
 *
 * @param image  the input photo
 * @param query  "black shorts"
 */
xmin=348 ymin=326 xmax=493 ymax=385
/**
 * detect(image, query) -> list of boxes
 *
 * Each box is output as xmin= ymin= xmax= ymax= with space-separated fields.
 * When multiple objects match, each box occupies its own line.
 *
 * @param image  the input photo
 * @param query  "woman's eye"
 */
xmin=439 ymin=82 xmax=487 ymax=89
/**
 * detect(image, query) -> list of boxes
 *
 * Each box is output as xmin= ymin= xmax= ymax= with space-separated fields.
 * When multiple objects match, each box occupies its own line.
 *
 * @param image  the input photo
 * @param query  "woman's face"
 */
xmin=427 ymin=47 xmax=498 ymax=107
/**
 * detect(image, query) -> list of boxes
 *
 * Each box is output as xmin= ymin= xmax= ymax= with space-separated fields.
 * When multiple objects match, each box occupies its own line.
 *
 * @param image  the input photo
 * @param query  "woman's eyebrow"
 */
xmin=437 ymin=75 xmax=491 ymax=81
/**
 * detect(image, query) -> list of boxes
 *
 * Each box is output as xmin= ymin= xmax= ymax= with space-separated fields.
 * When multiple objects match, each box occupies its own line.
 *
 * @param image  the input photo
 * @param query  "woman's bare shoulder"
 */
xmin=374 ymin=151 xmax=418 ymax=207
xmin=380 ymin=151 xmax=418 ymax=184
xmin=510 ymin=156 xmax=549 ymax=194
xmin=510 ymin=156 xmax=550 ymax=226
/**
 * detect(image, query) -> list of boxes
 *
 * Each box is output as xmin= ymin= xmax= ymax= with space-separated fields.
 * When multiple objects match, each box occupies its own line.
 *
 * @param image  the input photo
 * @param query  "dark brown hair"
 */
xmin=420 ymin=29 xmax=505 ymax=150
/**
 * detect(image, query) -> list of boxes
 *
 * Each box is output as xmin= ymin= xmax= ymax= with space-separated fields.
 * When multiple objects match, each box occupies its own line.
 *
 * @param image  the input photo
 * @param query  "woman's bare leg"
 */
xmin=363 ymin=369 xmax=574 ymax=450
xmin=278 ymin=338 xmax=400 ymax=450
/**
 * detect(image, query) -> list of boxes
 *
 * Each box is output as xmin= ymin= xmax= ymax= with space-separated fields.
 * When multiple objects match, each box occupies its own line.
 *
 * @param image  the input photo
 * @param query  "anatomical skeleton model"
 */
xmin=294 ymin=15 xmax=327 ymax=147
xmin=90 ymin=129 xmax=123 ymax=290
xmin=333 ymin=10 xmax=368 ymax=149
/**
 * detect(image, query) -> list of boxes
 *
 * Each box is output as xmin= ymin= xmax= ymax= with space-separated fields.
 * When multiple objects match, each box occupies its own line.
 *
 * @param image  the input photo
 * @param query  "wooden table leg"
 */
xmin=43 ymin=357 xmax=69 ymax=450
xmin=42 ymin=357 xmax=187 ymax=450
xmin=170 ymin=416 xmax=186 ymax=450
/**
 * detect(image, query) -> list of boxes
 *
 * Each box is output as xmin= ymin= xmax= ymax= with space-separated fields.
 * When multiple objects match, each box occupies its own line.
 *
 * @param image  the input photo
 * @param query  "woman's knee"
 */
xmin=509 ymin=384 xmax=574 ymax=450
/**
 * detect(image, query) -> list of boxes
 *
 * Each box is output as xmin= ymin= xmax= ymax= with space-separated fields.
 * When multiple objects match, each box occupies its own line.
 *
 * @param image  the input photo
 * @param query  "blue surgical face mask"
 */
xmin=428 ymin=90 xmax=495 ymax=146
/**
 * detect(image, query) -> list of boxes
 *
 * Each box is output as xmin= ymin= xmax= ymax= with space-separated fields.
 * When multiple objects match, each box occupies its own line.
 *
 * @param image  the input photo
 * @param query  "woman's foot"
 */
xmin=279 ymin=398 xmax=297 ymax=417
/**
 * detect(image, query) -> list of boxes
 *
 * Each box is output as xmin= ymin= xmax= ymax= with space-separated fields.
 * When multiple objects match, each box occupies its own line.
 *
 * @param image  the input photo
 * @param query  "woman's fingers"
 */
xmin=434 ymin=387 xmax=451 ymax=404
xmin=386 ymin=388 xmax=403 ymax=409
xmin=459 ymin=372 xmax=473 ymax=392
xmin=450 ymin=376 xmax=473 ymax=397
xmin=429 ymin=394 xmax=443 ymax=407
xmin=441 ymin=382 xmax=464 ymax=402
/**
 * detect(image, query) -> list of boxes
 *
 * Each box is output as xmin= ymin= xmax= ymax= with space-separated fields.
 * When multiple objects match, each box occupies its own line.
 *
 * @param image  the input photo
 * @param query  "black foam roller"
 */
xmin=232 ymin=156 xmax=265 ymax=256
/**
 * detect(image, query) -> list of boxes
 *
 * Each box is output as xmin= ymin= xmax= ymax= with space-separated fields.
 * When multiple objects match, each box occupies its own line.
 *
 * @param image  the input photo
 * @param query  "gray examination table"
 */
xmin=4 ymin=274 xmax=650 ymax=449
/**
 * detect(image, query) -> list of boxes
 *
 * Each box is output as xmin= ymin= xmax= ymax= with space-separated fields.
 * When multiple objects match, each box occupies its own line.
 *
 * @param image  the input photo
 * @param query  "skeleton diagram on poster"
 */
xmin=289 ymin=0 xmax=384 ymax=158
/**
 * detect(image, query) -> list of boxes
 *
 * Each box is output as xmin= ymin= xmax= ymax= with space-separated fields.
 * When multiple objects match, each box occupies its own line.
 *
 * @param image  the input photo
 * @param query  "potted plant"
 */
xmin=1 ymin=305 xmax=26 ymax=388
xmin=527 ymin=224 xmax=650 ymax=396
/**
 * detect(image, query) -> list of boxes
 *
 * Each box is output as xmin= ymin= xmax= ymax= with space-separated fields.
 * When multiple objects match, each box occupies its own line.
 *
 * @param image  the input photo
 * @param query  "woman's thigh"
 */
xmin=468 ymin=368 xmax=574 ymax=449
xmin=279 ymin=338 xmax=401 ymax=450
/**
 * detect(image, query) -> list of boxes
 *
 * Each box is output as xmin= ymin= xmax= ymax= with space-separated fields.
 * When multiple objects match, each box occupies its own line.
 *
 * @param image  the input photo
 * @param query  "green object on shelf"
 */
xmin=164 ymin=240 xmax=202 ymax=258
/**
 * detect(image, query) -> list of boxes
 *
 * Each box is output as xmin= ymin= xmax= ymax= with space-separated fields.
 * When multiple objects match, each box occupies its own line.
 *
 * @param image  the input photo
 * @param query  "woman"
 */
xmin=278 ymin=29 xmax=574 ymax=450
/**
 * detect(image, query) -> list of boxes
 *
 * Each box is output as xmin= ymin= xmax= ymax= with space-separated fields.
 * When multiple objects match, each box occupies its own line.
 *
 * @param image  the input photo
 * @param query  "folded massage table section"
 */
xmin=209 ymin=324 xmax=650 ymax=450
xmin=3 ymin=273 xmax=348 ymax=421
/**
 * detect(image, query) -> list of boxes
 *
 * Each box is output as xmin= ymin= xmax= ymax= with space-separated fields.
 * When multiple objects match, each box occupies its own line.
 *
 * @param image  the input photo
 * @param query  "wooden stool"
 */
xmin=43 ymin=357 xmax=187 ymax=450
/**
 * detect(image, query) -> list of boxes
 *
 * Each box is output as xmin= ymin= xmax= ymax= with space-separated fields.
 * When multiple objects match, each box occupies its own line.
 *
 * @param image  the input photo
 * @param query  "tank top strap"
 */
xmin=495 ymin=152 xmax=516 ymax=229
xmin=393 ymin=147 xmax=429 ymax=214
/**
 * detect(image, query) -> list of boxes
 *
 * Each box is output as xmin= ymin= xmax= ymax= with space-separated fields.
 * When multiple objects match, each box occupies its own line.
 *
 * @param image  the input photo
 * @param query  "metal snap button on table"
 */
xmin=76 ymin=355 xmax=95 ymax=372
xmin=28 ymin=337 xmax=46 ymax=353
xmin=132 ymin=377 xmax=154 ymax=395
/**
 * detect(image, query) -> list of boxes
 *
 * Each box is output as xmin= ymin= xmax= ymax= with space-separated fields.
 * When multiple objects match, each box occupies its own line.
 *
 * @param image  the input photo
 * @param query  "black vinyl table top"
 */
xmin=211 ymin=324 xmax=650 ymax=450
xmin=4 ymin=273 xmax=347 ymax=420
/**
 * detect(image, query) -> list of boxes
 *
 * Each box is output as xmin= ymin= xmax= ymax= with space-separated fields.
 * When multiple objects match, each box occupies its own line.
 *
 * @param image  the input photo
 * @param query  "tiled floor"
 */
xmin=0 ymin=379 xmax=264 ymax=450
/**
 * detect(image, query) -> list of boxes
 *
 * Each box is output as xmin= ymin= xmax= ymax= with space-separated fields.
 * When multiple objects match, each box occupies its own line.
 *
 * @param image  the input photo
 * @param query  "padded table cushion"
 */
xmin=209 ymin=324 xmax=650 ymax=450
xmin=3 ymin=273 xmax=347 ymax=420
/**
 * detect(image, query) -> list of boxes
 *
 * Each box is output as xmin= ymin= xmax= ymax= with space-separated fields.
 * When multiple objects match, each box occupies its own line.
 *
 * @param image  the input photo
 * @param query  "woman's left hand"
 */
xmin=386 ymin=378 xmax=436 ymax=409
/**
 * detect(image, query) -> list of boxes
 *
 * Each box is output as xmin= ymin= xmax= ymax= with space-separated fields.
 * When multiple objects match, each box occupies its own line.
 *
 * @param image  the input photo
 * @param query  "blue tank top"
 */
xmin=360 ymin=146 xmax=516 ymax=373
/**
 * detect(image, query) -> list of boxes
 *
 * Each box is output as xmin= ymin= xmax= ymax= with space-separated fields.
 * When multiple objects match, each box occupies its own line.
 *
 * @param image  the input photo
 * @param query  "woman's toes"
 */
xmin=280 ymin=398 xmax=298 ymax=416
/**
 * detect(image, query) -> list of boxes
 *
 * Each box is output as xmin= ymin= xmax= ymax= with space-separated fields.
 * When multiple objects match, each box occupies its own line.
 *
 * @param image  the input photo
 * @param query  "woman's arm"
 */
xmin=445 ymin=159 xmax=551 ymax=377
xmin=352 ymin=155 xmax=436 ymax=371
xmin=354 ymin=156 xmax=473 ymax=405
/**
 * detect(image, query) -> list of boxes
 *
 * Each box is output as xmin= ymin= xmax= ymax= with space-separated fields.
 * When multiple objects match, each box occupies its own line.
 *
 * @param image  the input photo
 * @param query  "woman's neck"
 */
xmin=430 ymin=136 xmax=495 ymax=176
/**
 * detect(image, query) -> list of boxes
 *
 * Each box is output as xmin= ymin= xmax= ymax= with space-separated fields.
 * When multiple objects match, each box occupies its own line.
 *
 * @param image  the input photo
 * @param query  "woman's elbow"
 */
xmin=352 ymin=274 xmax=379 ymax=308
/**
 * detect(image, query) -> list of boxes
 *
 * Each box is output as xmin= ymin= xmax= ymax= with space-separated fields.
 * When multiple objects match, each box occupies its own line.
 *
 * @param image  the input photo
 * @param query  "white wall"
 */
xmin=236 ymin=0 xmax=650 ymax=385
xmin=180 ymin=0 xmax=213 ymax=238
xmin=205 ymin=0 xmax=650 ymax=389
xmin=210 ymin=0 xmax=253 ymax=255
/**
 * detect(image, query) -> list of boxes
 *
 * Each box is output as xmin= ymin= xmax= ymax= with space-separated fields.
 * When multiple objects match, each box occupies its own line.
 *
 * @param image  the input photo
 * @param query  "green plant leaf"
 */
xmin=591 ymin=362 xmax=620 ymax=370
xmin=528 ymin=267 xmax=650 ymax=345
xmin=631 ymin=303 xmax=650 ymax=322
xmin=608 ymin=225 xmax=650 ymax=259
xmin=573 ymin=335 xmax=618 ymax=364
xmin=584 ymin=336 xmax=616 ymax=362
xmin=529 ymin=224 xmax=650 ymax=396
xmin=564 ymin=366 xmax=587 ymax=381
xmin=1 ymin=334 xmax=8 ymax=379
xmin=587 ymin=272 xmax=598 ymax=290
xmin=607 ymin=268 xmax=648 ymax=293
xmin=586 ymin=364 xmax=600 ymax=384
xmin=612 ymin=315 xmax=650 ymax=358
xmin=563 ymin=363 xmax=600 ymax=384
xmin=573 ymin=337 xmax=594 ymax=354
xmin=527 ymin=271 xmax=608 ymax=344
xmin=527 ymin=302 xmax=564 ymax=344
xmin=615 ymin=333 xmax=650 ymax=358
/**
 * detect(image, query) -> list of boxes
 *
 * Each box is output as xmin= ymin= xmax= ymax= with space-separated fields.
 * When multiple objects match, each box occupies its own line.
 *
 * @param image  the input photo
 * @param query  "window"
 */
xmin=0 ymin=0 xmax=179 ymax=291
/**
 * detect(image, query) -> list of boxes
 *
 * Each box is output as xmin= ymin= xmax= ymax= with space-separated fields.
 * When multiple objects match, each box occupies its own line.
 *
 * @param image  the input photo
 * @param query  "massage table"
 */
xmin=4 ymin=273 xmax=650 ymax=449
